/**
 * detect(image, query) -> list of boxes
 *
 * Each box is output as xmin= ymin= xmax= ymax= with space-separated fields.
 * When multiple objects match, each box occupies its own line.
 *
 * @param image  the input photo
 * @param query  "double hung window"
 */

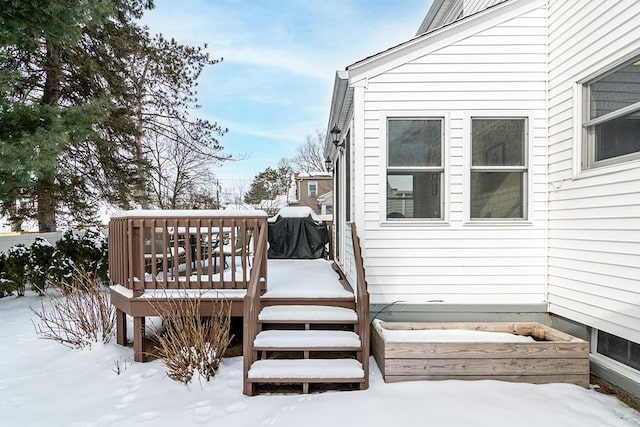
xmin=386 ymin=118 xmax=443 ymax=220
xmin=583 ymin=56 xmax=640 ymax=169
xmin=308 ymin=181 xmax=317 ymax=197
xmin=470 ymin=118 xmax=527 ymax=220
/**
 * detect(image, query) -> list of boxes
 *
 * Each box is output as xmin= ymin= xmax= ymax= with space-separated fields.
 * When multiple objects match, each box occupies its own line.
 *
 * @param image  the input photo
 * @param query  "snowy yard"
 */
xmin=2 ymin=293 xmax=640 ymax=427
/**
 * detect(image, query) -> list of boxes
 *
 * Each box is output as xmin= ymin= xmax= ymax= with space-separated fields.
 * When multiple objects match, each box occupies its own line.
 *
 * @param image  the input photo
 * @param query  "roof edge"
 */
xmin=347 ymin=0 xmax=536 ymax=81
xmin=324 ymin=70 xmax=349 ymax=158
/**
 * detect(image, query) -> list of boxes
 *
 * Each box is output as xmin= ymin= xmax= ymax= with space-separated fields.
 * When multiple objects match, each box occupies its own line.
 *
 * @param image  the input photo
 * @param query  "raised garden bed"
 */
xmin=372 ymin=320 xmax=589 ymax=387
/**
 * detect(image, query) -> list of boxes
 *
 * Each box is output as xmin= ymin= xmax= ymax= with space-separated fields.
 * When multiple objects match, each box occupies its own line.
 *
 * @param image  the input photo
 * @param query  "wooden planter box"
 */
xmin=371 ymin=321 xmax=590 ymax=388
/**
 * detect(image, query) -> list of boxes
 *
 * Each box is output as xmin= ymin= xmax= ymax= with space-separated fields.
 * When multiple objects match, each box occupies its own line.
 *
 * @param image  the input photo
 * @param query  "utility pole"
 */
xmin=216 ymin=180 xmax=221 ymax=209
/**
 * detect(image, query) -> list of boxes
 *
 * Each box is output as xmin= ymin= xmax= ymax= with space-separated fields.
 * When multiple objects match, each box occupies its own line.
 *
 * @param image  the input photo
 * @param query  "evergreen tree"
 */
xmin=1 ymin=0 xmax=228 ymax=229
xmin=0 ymin=0 xmax=150 ymax=230
xmin=244 ymin=164 xmax=292 ymax=205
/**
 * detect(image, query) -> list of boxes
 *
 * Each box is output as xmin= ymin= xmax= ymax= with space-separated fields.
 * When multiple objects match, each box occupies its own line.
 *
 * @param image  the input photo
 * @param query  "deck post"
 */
xmin=133 ymin=316 xmax=146 ymax=362
xmin=116 ymin=308 xmax=127 ymax=346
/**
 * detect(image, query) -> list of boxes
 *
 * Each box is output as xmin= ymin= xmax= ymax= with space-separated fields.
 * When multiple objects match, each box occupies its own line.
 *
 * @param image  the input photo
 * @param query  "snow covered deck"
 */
xmin=110 ymin=258 xmax=352 ymax=301
xmin=264 ymin=259 xmax=353 ymax=299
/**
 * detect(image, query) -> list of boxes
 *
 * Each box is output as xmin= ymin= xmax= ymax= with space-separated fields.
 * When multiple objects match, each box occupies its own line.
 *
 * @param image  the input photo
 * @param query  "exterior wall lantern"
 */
xmin=325 ymin=158 xmax=333 ymax=172
xmin=331 ymin=124 xmax=344 ymax=149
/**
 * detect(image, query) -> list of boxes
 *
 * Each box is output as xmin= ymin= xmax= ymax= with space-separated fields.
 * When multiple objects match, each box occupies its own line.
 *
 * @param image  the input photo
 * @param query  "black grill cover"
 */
xmin=267 ymin=215 xmax=328 ymax=259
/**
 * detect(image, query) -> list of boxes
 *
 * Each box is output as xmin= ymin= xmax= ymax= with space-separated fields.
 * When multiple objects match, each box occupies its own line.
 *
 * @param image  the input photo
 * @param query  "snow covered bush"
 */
xmin=49 ymin=230 xmax=81 ymax=290
xmin=151 ymin=293 xmax=232 ymax=384
xmin=50 ymin=228 xmax=108 ymax=291
xmin=3 ymin=244 xmax=30 ymax=296
xmin=78 ymin=227 xmax=108 ymax=283
xmin=31 ymin=267 xmax=115 ymax=348
xmin=26 ymin=237 xmax=55 ymax=295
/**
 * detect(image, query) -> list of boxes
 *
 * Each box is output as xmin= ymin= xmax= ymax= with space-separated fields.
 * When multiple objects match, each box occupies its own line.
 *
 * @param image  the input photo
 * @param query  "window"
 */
xmin=598 ymin=330 xmax=640 ymax=371
xmin=583 ymin=56 xmax=640 ymax=169
xmin=470 ymin=118 xmax=527 ymax=220
xmin=386 ymin=118 xmax=443 ymax=220
xmin=308 ymin=181 xmax=317 ymax=197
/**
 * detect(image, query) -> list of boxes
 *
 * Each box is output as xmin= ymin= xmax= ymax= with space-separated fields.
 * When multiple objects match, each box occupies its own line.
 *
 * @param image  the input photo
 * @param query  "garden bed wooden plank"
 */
xmin=372 ymin=321 xmax=590 ymax=388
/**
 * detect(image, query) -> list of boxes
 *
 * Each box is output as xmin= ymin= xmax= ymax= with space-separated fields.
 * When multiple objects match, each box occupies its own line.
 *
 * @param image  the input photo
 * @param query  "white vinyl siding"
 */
xmin=547 ymin=0 xmax=640 ymax=343
xmin=464 ymin=0 xmax=508 ymax=16
xmin=356 ymin=2 xmax=547 ymax=305
xmin=420 ymin=0 xmax=507 ymax=33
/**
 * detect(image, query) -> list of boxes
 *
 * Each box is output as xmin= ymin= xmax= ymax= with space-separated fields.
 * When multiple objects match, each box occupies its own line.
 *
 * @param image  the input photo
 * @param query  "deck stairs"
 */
xmin=243 ymin=224 xmax=370 ymax=395
xmin=245 ymin=276 xmax=368 ymax=394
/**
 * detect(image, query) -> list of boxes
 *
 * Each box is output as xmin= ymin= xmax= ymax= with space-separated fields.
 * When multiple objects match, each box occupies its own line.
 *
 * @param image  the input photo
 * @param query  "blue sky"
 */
xmin=141 ymin=0 xmax=432 ymax=196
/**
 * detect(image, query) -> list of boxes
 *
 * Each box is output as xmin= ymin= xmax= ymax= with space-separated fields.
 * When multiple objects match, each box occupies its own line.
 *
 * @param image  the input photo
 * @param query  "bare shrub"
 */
xmin=151 ymin=292 xmax=232 ymax=384
xmin=31 ymin=267 xmax=115 ymax=348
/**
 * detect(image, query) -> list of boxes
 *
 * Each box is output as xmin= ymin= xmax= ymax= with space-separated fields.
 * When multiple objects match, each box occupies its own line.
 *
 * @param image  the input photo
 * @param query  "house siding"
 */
xmin=546 ymin=0 xmax=640 ymax=343
xmin=357 ymin=3 xmax=548 ymax=305
xmin=464 ymin=0 xmax=508 ymax=16
xmin=420 ymin=0 xmax=507 ymax=33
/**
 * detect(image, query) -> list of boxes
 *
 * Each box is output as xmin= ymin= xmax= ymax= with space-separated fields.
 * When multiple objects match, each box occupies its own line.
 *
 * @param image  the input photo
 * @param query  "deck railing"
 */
xmin=242 ymin=221 xmax=268 ymax=395
xmin=325 ymin=220 xmax=334 ymax=260
xmin=351 ymin=223 xmax=370 ymax=389
xmin=108 ymin=210 xmax=269 ymax=295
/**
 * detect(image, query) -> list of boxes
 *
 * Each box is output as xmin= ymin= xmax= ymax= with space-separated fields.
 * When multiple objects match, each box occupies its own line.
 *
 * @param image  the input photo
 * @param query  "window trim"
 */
xmin=580 ymin=54 xmax=640 ymax=171
xmin=466 ymin=115 xmax=530 ymax=223
xmin=380 ymin=112 xmax=448 ymax=225
xmin=307 ymin=181 xmax=318 ymax=197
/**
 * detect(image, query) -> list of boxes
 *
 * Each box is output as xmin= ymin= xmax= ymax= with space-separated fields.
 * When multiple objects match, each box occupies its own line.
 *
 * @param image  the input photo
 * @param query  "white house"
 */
xmin=325 ymin=0 xmax=640 ymax=398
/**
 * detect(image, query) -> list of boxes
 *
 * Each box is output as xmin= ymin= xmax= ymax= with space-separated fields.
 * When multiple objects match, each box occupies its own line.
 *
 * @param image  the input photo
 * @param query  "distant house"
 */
xmin=287 ymin=172 xmax=332 ymax=215
xmin=325 ymin=0 xmax=640 ymax=399
xmin=317 ymin=191 xmax=333 ymax=216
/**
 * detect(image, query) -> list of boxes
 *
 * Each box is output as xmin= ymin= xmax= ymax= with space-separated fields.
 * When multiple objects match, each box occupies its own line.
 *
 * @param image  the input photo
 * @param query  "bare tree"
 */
xmin=223 ymin=179 xmax=249 ymax=207
xmin=289 ymin=130 xmax=327 ymax=173
xmin=146 ymin=122 xmax=219 ymax=209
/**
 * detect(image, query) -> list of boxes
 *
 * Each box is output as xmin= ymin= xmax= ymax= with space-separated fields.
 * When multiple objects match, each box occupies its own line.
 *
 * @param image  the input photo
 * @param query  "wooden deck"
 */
xmin=108 ymin=211 xmax=369 ymax=395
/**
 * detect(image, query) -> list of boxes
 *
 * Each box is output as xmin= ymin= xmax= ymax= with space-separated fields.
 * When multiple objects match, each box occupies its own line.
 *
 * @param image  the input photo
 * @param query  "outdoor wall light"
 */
xmin=325 ymin=158 xmax=333 ymax=172
xmin=331 ymin=124 xmax=344 ymax=148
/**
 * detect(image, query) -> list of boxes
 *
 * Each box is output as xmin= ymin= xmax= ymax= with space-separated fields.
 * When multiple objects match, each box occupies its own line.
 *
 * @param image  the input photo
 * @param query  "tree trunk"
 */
xmin=7 ymin=202 xmax=23 ymax=232
xmin=37 ymin=40 xmax=63 ymax=232
xmin=35 ymin=175 xmax=57 ymax=232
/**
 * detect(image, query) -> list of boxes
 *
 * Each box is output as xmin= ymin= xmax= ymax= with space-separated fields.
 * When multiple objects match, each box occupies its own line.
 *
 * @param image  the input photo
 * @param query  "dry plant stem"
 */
xmin=150 ymin=292 xmax=232 ymax=384
xmin=31 ymin=267 xmax=115 ymax=348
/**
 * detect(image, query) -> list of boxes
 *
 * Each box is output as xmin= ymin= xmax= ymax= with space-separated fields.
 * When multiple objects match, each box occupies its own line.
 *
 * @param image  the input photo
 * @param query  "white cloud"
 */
xmin=140 ymin=0 xmax=430 ymax=184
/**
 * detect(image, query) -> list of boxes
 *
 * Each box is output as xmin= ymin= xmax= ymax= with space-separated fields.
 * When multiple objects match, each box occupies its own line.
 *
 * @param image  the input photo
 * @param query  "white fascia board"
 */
xmin=348 ymin=0 xmax=543 ymax=83
xmin=416 ymin=0 xmax=455 ymax=35
xmin=325 ymin=70 xmax=352 ymax=160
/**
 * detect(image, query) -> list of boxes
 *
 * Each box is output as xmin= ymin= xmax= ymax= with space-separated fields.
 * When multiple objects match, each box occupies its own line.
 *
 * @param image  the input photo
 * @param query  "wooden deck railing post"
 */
xmin=243 ymin=221 xmax=268 ymax=396
xmin=351 ymin=223 xmax=370 ymax=390
xmin=326 ymin=220 xmax=334 ymax=260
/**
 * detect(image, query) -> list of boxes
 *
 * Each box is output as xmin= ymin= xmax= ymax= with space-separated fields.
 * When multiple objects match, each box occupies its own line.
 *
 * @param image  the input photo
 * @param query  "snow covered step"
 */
xmin=258 ymin=305 xmax=358 ymax=323
xmin=253 ymin=330 xmax=361 ymax=350
xmin=248 ymin=359 xmax=364 ymax=380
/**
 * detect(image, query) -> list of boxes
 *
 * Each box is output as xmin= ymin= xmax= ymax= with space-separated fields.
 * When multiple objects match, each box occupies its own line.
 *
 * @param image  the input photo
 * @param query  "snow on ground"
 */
xmin=2 ymin=294 xmax=640 ymax=427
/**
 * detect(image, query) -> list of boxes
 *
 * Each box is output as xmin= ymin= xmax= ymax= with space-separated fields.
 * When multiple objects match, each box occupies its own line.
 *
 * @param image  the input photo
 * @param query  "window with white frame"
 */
xmin=597 ymin=330 xmax=640 ymax=371
xmin=583 ymin=56 xmax=640 ymax=169
xmin=470 ymin=118 xmax=527 ymax=220
xmin=308 ymin=181 xmax=317 ymax=197
xmin=386 ymin=118 xmax=443 ymax=220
